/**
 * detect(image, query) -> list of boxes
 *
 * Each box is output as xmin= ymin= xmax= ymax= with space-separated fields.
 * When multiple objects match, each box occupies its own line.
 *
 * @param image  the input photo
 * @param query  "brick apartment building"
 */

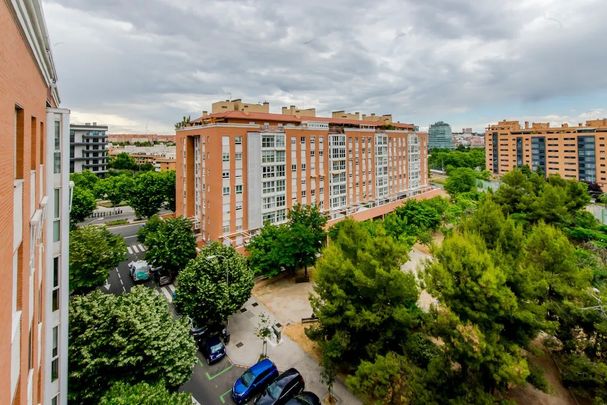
xmin=107 ymin=133 xmax=175 ymax=144
xmin=1 ymin=1 xmax=70 ymax=404
xmin=485 ymin=120 xmax=607 ymax=190
xmin=176 ymin=100 xmax=431 ymax=246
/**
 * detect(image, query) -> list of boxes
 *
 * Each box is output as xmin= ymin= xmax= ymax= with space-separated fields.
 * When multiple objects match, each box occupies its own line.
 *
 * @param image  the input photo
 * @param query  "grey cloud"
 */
xmin=43 ymin=0 xmax=607 ymax=133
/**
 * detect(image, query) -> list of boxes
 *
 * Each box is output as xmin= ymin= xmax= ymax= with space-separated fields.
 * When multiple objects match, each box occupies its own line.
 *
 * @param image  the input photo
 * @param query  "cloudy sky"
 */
xmin=43 ymin=0 xmax=607 ymax=134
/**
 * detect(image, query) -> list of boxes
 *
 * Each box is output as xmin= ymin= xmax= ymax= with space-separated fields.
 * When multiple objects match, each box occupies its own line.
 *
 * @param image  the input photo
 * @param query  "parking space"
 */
xmin=181 ymin=352 xmax=246 ymax=404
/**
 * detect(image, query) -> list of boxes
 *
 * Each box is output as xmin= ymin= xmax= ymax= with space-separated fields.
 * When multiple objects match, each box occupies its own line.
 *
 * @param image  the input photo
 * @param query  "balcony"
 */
xmin=13 ymin=180 xmax=23 ymax=251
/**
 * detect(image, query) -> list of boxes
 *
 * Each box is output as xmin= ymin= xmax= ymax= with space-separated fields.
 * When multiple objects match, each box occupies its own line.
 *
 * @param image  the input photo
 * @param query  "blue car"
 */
xmin=232 ymin=359 xmax=279 ymax=404
xmin=202 ymin=335 xmax=226 ymax=364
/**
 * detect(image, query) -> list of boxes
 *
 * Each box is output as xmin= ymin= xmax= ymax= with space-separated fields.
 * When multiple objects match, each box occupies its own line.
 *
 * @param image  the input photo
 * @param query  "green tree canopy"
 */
xmin=144 ymin=216 xmax=197 ymax=277
xmin=129 ymin=171 xmax=167 ymax=218
xmin=95 ymin=174 xmax=134 ymax=207
xmin=70 ymin=170 xmax=99 ymax=191
xmin=70 ymin=186 xmax=96 ymax=226
xmin=308 ymin=219 xmax=422 ymax=365
xmin=100 ymin=382 xmax=192 ymax=405
xmin=444 ymin=167 xmax=478 ymax=196
xmin=110 ymin=152 xmax=139 ymax=170
xmin=69 ymin=287 xmax=197 ymax=403
xmin=428 ymin=148 xmax=485 ymax=171
xmin=69 ymin=225 xmax=126 ymax=294
xmin=175 ymin=242 xmax=254 ymax=326
xmin=161 ymin=170 xmax=176 ymax=211
xmin=247 ymin=223 xmax=294 ymax=277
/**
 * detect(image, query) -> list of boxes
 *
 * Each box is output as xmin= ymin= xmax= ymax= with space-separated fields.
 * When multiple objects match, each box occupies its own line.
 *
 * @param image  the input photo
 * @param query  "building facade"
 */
xmin=1 ymin=1 xmax=70 ymax=404
xmin=69 ymin=122 xmax=108 ymax=174
xmin=428 ymin=121 xmax=453 ymax=150
xmin=176 ymin=105 xmax=430 ymax=246
xmin=485 ymin=120 xmax=607 ymax=191
xmin=107 ymin=133 xmax=175 ymax=144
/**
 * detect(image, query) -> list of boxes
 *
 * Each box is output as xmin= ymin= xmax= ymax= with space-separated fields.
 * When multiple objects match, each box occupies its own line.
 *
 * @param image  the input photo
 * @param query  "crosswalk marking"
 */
xmin=131 ymin=244 xmax=140 ymax=253
xmin=138 ymin=243 xmax=145 ymax=252
xmin=161 ymin=287 xmax=173 ymax=303
xmin=167 ymin=283 xmax=175 ymax=294
xmin=127 ymin=246 xmax=133 ymax=254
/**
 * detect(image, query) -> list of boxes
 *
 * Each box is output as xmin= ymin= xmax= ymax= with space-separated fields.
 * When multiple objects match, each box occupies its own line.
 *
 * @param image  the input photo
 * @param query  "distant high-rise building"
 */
xmin=485 ymin=120 xmax=607 ymax=191
xmin=70 ymin=123 xmax=109 ymax=174
xmin=1 ymin=1 xmax=70 ymax=404
xmin=428 ymin=121 xmax=453 ymax=150
xmin=176 ymin=100 xmax=434 ymax=247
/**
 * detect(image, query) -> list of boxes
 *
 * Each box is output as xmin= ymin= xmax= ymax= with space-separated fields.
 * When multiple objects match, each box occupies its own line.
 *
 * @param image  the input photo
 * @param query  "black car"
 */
xmin=284 ymin=392 xmax=320 ymax=405
xmin=255 ymin=368 xmax=305 ymax=405
xmin=201 ymin=335 xmax=226 ymax=364
xmin=190 ymin=322 xmax=231 ymax=344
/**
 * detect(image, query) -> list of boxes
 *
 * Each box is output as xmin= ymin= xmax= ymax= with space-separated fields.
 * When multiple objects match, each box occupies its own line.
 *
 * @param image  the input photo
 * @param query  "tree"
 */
xmin=69 ymin=225 xmax=126 ymax=294
xmin=144 ymin=216 xmax=197 ymax=277
xmin=444 ymin=167 xmax=477 ymax=196
xmin=138 ymin=214 xmax=163 ymax=244
xmin=308 ymin=219 xmax=422 ymax=365
xmin=346 ymin=352 xmax=425 ymax=405
xmin=161 ymin=170 xmax=176 ymax=211
xmin=424 ymin=232 xmax=532 ymax=390
xmin=70 ymin=186 xmax=96 ymax=226
xmin=247 ymin=223 xmax=293 ymax=277
xmin=100 ymin=382 xmax=192 ymax=405
xmin=95 ymin=174 xmax=134 ymax=206
xmin=69 ymin=287 xmax=197 ymax=403
xmin=175 ymin=242 xmax=254 ymax=326
xmin=129 ymin=171 xmax=166 ymax=218
xmin=70 ymin=170 xmax=99 ymax=192
xmin=109 ymin=152 xmax=138 ymax=170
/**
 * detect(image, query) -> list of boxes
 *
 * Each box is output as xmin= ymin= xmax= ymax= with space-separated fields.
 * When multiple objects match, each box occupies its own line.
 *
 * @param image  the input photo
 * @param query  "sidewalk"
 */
xmin=226 ymin=297 xmax=361 ymax=404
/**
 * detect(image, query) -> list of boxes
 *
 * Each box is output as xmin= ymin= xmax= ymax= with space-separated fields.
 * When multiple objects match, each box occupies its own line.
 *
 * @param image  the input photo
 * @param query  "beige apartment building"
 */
xmin=1 ymin=1 xmax=70 ymax=404
xmin=176 ymin=103 xmax=431 ymax=246
xmin=485 ymin=120 xmax=607 ymax=190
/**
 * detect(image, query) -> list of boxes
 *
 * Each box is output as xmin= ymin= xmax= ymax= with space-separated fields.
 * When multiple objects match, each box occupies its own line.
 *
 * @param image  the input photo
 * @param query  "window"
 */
xmin=275 ymin=135 xmax=285 ymax=148
xmin=235 ymin=152 xmax=242 ymax=161
xmin=222 ymin=152 xmax=230 ymax=162
xmin=262 ymin=166 xmax=275 ymax=178
xmin=291 ymin=137 xmax=296 ymax=145
xmin=276 ymin=195 xmax=286 ymax=207
xmin=262 ymin=150 xmax=275 ymax=163
xmin=262 ymin=135 xmax=275 ymax=148
xmin=276 ymin=150 xmax=285 ymax=162
xmin=301 ymin=163 xmax=306 ymax=171
xmin=51 ymin=326 xmax=59 ymax=381
xmin=300 ymin=136 xmax=305 ymax=144
xmin=235 ymin=185 xmax=243 ymax=194
xmin=263 ymin=181 xmax=275 ymax=194
xmin=276 ymin=165 xmax=285 ymax=177
xmin=222 ymin=186 xmax=230 ymax=196
xmin=234 ymin=136 xmax=242 ymax=145
xmin=276 ymin=179 xmax=286 ymax=192
xmin=222 ymin=171 xmax=230 ymax=179
xmin=53 ymin=221 xmax=60 ymax=242
xmin=53 ymin=120 xmax=61 ymax=174
xmin=52 ymin=257 xmax=59 ymax=311
xmin=291 ymin=164 xmax=297 ymax=172
xmin=263 ymin=196 xmax=275 ymax=209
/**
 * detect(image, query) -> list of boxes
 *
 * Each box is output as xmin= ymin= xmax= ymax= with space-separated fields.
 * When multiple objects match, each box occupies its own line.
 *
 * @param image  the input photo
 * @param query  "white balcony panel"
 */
xmin=13 ymin=180 xmax=24 ymax=252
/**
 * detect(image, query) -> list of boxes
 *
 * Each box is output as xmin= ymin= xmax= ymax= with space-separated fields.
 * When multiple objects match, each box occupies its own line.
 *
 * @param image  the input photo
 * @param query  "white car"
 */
xmin=128 ymin=260 xmax=151 ymax=282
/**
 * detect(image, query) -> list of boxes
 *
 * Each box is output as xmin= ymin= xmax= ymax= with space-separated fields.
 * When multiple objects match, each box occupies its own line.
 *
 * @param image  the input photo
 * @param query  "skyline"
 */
xmin=43 ymin=0 xmax=607 ymax=134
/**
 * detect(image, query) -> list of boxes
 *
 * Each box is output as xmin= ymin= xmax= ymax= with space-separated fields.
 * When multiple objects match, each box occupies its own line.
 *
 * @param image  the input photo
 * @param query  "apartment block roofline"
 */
xmin=9 ymin=0 xmax=60 ymax=105
xmin=488 ymin=118 xmax=607 ymax=132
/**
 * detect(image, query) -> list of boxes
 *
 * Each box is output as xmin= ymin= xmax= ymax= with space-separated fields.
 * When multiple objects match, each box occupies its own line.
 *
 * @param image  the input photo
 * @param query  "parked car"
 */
xmin=201 ymin=335 xmax=226 ymax=364
xmin=232 ymin=359 xmax=279 ymax=405
xmin=285 ymin=392 xmax=321 ymax=405
xmin=150 ymin=266 xmax=173 ymax=286
xmin=190 ymin=322 xmax=230 ymax=344
xmin=128 ymin=260 xmax=150 ymax=282
xmin=255 ymin=368 xmax=305 ymax=405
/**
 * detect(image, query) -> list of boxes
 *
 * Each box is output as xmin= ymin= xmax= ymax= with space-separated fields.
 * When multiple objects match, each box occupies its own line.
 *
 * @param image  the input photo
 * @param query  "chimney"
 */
xmin=524 ymin=121 xmax=529 ymax=129
xmin=92 ymin=122 xmax=97 ymax=126
xmin=578 ymin=123 xmax=583 ymax=127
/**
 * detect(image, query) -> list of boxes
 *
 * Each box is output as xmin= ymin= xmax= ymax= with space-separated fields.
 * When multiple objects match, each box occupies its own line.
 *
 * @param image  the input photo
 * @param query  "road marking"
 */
xmin=137 ymin=243 xmax=146 ymax=252
xmin=124 ymin=235 xmax=138 ymax=239
xmin=131 ymin=244 xmax=140 ymax=253
xmin=115 ymin=269 xmax=126 ymax=292
xmin=167 ymin=283 xmax=175 ymax=293
xmin=206 ymin=364 xmax=233 ymax=381
xmin=127 ymin=246 xmax=134 ymax=254
xmin=161 ymin=287 xmax=173 ymax=303
xmin=192 ymin=397 xmax=201 ymax=405
xmin=219 ymin=388 xmax=232 ymax=404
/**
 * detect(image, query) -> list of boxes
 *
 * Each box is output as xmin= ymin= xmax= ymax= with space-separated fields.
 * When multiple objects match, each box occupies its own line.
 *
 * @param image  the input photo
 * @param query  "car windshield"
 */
xmin=210 ymin=343 xmax=223 ymax=353
xmin=134 ymin=263 xmax=148 ymax=271
xmin=241 ymin=370 xmax=255 ymax=387
xmin=267 ymin=381 xmax=282 ymax=399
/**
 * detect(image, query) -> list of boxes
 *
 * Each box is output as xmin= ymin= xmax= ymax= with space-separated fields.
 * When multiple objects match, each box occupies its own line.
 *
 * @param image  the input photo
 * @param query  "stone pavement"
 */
xmin=226 ymin=297 xmax=361 ymax=405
